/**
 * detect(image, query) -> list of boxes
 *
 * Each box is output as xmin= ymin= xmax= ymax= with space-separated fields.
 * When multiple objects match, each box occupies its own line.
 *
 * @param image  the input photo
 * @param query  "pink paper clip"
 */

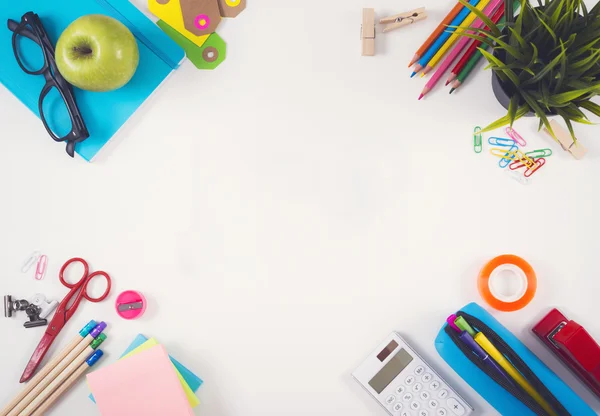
xmin=506 ymin=127 xmax=527 ymax=146
xmin=34 ymin=255 xmax=48 ymax=280
xmin=524 ymin=158 xmax=546 ymax=177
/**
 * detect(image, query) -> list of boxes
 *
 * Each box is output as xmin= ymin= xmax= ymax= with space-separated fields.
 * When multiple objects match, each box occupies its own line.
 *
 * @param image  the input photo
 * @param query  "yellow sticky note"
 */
xmin=123 ymin=338 xmax=200 ymax=408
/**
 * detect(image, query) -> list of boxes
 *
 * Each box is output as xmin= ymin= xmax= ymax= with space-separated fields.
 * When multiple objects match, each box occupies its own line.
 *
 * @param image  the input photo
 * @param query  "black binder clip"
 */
xmin=23 ymin=304 xmax=47 ymax=328
xmin=4 ymin=295 xmax=29 ymax=318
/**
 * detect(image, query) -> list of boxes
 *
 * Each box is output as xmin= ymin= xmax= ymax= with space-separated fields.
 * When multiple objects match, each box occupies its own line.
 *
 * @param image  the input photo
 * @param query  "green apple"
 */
xmin=55 ymin=15 xmax=139 ymax=92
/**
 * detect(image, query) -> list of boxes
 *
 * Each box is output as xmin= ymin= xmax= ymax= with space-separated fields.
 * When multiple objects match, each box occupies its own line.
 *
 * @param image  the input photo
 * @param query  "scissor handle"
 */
xmin=59 ymin=258 xmax=89 ymax=288
xmin=83 ymin=271 xmax=112 ymax=302
xmin=59 ymin=257 xmax=111 ymax=302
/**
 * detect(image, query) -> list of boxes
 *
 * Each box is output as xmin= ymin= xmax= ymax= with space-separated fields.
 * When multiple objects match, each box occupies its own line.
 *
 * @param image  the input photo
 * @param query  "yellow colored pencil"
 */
xmin=474 ymin=333 xmax=557 ymax=416
xmin=422 ymin=0 xmax=492 ymax=75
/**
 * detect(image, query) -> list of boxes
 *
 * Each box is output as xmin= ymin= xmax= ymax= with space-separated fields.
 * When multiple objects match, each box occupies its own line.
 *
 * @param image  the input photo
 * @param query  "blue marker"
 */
xmin=412 ymin=0 xmax=481 ymax=75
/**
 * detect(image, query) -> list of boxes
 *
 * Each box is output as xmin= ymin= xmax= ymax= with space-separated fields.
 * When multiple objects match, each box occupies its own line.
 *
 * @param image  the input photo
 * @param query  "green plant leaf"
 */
xmin=457 ymin=0 xmax=502 ymax=36
xmin=508 ymin=95 xmax=519 ymax=126
xmin=520 ymin=90 xmax=553 ymax=133
xmin=481 ymin=104 xmax=531 ymax=132
xmin=479 ymin=48 xmax=521 ymax=85
xmin=534 ymin=9 xmax=558 ymax=43
xmin=557 ymin=109 xmax=577 ymax=140
xmin=555 ymin=42 xmax=568 ymax=91
xmin=552 ymin=86 xmax=600 ymax=104
xmin=579 ymin=100 xmax=600 ymax=117
xmin=523 ymin=44 xmax=566 ymax=85
xmin=508 ymin=27 xmax=528 ymax=50
xmin=569 ymin=49 xmax=600 ymax=75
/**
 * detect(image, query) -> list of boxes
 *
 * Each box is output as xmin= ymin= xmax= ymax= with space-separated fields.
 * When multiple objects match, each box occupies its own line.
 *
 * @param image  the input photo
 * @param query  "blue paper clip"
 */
xmin=490 ymin=144 xmax=519 ymax=168
xmin=488 ymin=137 xmax=515 ymax=147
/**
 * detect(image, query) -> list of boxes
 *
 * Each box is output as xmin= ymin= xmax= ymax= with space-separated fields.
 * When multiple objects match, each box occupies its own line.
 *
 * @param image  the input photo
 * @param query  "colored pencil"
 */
xmin=0 ymin=321 xmax=99 ymax=416
xmin=408 ymin=1 xmax=464 ymax=67
xmin=419 ymin=0 xmax=502 ymax=99
xmin=411 ymin=0 xmax=481 ymax=76
xmin=422 ymin=0 xmax=492 ymax=75
xmin=446 ymin=5 xmax=506 ymax=85
xmin=20 ymin=346 xmax=104 ymax=416
xmin=449 ymin=48 xmax=485 ymax=93
xmin=30 ymin=351 xmax=104 ymax=416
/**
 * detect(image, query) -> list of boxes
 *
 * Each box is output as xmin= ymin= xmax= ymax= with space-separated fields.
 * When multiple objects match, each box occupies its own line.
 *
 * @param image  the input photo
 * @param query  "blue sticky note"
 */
xmin=90 ymin=334 xmax=203 ymax=403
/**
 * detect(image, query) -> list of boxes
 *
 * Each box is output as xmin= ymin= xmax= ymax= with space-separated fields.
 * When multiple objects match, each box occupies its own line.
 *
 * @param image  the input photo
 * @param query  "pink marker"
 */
xmin=447 ymin=314 xmax=461 ymax=332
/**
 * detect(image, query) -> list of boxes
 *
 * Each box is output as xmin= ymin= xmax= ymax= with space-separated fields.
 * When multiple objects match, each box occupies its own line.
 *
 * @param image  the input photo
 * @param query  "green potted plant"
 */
xmin=457 ymin=0 xmax=600 ymax=140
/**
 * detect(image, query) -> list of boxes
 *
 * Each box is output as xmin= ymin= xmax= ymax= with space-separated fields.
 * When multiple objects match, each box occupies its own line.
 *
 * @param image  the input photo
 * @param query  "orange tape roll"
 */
xmin=478 ymin=254 xmax=537 ymax=312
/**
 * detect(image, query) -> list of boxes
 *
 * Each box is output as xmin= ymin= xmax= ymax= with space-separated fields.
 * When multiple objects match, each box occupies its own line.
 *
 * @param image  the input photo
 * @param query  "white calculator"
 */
xmin=352 ymin=332 xmax=473 ymax=416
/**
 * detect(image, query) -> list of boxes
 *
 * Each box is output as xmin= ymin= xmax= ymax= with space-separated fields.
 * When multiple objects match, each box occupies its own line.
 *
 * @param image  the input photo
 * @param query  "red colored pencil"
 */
xmin=446 ymin=5 xmax=505 ymax=85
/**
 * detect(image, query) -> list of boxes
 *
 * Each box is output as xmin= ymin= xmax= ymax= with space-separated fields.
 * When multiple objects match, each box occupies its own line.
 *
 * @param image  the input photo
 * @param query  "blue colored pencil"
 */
xmin=411 ymin=0 xmax=481 ymax=77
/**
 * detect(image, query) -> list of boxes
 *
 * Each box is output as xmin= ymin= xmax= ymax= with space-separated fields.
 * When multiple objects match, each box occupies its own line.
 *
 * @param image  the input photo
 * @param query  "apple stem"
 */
xmin=73 ymin=46 xmax=93 ymax=55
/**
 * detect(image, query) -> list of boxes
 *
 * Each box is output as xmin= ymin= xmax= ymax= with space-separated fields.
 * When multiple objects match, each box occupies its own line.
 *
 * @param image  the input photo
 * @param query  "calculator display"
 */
xmin=368 ymin=348 xmax=413 ymax=394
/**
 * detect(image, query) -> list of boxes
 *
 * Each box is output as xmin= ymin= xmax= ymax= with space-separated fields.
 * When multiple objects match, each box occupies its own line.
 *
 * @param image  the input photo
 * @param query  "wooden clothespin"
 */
xmin=361 ymin=8 xmax=375 ymax=56
xmin=380 ymin=8 xmax=427 ymax=33
xmin=543 ymin=120 xmax=587 ymax=160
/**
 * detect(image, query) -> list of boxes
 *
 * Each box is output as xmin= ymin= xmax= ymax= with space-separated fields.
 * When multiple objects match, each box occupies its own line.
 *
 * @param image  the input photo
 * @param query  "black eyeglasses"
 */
xmin=7 ymin=12 xmax=89 ymax=157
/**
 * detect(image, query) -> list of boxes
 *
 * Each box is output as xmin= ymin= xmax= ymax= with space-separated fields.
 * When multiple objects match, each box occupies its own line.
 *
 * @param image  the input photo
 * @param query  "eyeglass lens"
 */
xmin=14 ymin=23 xmax=46 ymax=74
xmin=41 ymin=86 xmax=74 ymax=139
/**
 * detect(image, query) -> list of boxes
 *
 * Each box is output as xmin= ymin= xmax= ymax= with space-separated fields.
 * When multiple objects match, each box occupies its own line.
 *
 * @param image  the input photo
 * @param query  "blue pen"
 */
xmin=458 ymin=331 xmax=515 ymax=386
xmin=411 ymin=0 xmax=481 ymax=76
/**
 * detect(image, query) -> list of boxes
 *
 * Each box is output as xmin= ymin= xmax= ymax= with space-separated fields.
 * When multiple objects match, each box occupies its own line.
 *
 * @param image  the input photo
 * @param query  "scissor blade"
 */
xmin=20 ymin=332 xmax=56 ymax=382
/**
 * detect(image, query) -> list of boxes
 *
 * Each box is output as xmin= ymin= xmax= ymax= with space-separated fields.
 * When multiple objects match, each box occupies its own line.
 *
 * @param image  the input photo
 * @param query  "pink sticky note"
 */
xmin=87 ymin=344 xmax=194 ymax=416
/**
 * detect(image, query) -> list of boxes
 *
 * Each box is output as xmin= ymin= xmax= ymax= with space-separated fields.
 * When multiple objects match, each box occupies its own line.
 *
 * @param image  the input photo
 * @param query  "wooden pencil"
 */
xmin=29 ymin=362 xmax=89 ymax=416
xmin=446 ymin=5 xmax=505 ymax=85
xmin=20 ymin=347 xmax=104 ymax=416
xmin=410 ymin=0 xmax=481 ymax=77
xmin=408 ymin=1 xmax=464 ymax=67
xmin=449 ymin=48 xmax=485 ymax=93
xmin=418 ymin=0 xmax=502 ymax=99
xmin=0 ymin=321 xmax=98 ymax=416
xmin=422 ymin=0 xmax=492 ymax=75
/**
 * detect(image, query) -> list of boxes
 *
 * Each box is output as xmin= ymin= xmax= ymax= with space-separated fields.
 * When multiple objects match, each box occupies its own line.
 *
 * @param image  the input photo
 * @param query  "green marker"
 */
xmin=455 ymin=316 xmax=477 ymax=337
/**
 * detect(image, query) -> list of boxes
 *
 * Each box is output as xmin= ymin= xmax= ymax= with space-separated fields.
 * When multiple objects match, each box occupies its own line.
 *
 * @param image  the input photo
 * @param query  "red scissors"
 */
xmin=20 ymin=258 xmax=111 ymax=382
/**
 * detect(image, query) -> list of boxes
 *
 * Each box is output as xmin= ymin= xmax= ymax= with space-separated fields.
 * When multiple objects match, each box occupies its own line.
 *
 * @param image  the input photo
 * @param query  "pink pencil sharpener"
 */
xmin=115 ymin=290 xmax=146 ymax=320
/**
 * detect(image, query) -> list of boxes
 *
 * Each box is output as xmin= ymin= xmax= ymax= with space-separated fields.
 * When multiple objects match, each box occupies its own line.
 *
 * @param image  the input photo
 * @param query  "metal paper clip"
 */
xmin=524 ymin=158 xmax=546 ymax=177
xmin=490 ymin=145 xmax=518 ymax=168
xmin=488 ymin=137 xmax=515 ymax=147
xmin=34 ymin=255 xmax=48 ymax=280
xmin=505 ymin=169 xmax=531 ymax=185
xmin=526 ymin=148 xmax=552 ymax=158
xmin=508 ymin=149 xmax=535 ymax=168
xmin=22 ymin=251 xmax=41 ymax=273
xmin=473 ymin=126 xmax=482 ymax=153
xmin=506 ymin=127 xmax=527 ymax=146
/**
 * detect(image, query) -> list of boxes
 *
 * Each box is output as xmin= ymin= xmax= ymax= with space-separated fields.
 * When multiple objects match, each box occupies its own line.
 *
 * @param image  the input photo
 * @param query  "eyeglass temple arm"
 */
xmin=7 ymin=19 xmax=40 ymax=45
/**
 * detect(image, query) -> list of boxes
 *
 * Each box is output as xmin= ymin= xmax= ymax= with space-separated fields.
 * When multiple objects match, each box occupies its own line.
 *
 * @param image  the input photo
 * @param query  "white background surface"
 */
xmin=1 ymin=0 xmax=599 ymax=415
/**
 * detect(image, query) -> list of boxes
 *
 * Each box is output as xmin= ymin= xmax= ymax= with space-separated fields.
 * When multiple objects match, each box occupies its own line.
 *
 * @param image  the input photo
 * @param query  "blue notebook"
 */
xmin=0 ymin=0 xmax=185 ymax=161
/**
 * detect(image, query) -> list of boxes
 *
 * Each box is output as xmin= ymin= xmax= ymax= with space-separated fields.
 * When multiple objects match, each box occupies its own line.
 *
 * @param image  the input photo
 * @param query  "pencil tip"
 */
xmin=418 ymin=94 xmax=424 ymax=100
xmin=410 ymin=72 xmax=417 ymax=78
xmin=449 ymin=88 xmax=456 ymax=94
xmin=420 ymin=73 xmax=425 ymax=78
xmin=445 ymin=81 xmax=449 ymax=86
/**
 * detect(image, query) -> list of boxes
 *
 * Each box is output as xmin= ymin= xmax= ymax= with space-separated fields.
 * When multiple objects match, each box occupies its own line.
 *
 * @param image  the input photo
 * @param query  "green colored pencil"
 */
xmin=449 ymin=48 xmax=486 ymax=94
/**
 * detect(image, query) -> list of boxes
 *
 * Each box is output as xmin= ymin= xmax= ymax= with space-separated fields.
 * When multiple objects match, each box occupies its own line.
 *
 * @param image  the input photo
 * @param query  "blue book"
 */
xmin=0 ymin=0 xmax=185 ymax=161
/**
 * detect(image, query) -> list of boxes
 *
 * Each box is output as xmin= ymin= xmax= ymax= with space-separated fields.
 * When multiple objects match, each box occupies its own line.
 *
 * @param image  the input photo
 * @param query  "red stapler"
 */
xmin=532 ymin=308 xmax=600 ymax=398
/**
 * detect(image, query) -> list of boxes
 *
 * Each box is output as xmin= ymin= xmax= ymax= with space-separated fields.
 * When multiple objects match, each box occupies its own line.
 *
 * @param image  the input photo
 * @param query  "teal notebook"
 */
xmin=0 ymin=0 xmax=185 ymax=161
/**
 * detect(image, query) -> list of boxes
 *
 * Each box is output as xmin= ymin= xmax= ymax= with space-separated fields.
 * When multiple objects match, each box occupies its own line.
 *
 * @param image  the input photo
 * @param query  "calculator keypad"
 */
xmin=385 ymin=365 xmax=470 ymax=415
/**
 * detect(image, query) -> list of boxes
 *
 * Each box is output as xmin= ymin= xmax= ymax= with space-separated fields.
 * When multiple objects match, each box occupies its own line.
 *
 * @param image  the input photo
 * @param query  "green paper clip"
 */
xmin=526 ymin=148 xmax=552 ymax=158
xmin=473 ymin=126 xmax=483 ymax=153
xmin=454 ymin=316 xmax=476 ymax=337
